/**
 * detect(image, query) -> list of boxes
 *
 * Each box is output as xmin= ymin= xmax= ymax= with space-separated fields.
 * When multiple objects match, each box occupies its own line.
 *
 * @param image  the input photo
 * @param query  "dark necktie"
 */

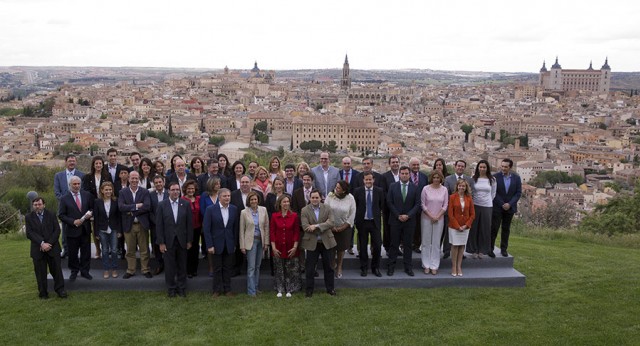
xmin=38 ymin=213 xmax=43 ymax=223
xmin=345 ymin=171 xmax=349 ymax=184
xmin=366 ymin=189 xmax=373 ymax=219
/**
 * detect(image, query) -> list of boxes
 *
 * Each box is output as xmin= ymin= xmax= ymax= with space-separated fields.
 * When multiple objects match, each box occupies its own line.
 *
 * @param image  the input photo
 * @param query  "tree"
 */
xmin=598 ymin=123 xmax=608 ymax=130
xmin=490 ymin=131 xmax=496 ymax=141
xmin=579 ymin=181 xmax=640 ymax=236
xmin=518 ymin=134 xmax=529 ymax=147
xmin=301 ymin=140 xmax=322 ymax=153
xmin=325 ymin=140 xmax=338 ymax=153
xmin=460 ymin=124 xmax=473 ymax=143
xmin=253 ymin=121 xmax=268 ymax=134
xmin=349 ymin=143 xmax=358 ymax=152
xmin=521 ymin=198 xmax=576 ymax=228
xmin=255 ymin=133 xmax=269 ymax=143
xmin=530 ymin=171 xmax=582 ymax=188
xmin=208 ymin=135 xmax=225 ymax=146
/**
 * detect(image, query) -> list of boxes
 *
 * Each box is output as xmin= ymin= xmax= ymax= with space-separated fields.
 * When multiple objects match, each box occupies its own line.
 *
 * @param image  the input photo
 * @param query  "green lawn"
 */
xmin=1 ymin=235 xmax=638 ymax=345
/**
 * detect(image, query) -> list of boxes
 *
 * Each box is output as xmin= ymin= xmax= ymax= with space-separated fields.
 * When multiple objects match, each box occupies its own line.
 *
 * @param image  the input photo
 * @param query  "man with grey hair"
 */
xmin=58 ymin=175 xmax=94 ymax=280
xmin=119 ymin=171 xmax=152 ymax=279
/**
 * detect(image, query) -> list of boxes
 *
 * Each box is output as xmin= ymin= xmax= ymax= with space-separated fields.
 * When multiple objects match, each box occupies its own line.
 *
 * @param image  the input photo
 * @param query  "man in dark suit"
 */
xmin=53 ymin=154 xmax=85 ymax=259
xmin=106 ymin=148 xmax=128 ymax=186
xmin=491 ymin=158 xmax=522 ymax=257
xmin=339 ymin=156 xmax=360 ymax=192
xmin=118 ymin=171 xmax=152 ymax=278
xmin=128 ymin=152 xmax=142 ymax=173
xmin=409 ymin=157 xmax=428 ymax=253
xmin=291 ymin=173 xmax=314 ymax=214
xmin=442 ymin=159 xmax=476 ymax=258
xmin=381 ymin=155 xmax=401 ymax=254
xmin=203 ymin=188 xmax=239 ymax=297
xmin=165 ymin=158 xmax=197 ymax=194
xmin=386 ymin=166 xmax=421 ymax=276
xmin=198 ymin=158 xmax=227 ymax=195
xmin=26 ymin=197 xmax=67 ymax=299
xmin=58 ymin=176 xmax=94 ymax=280
xmin=284 ymin=164 xmax=303 ymax=196
xmin=156 ymin=182 xmax=193 ymax=298
xmin=353 ymin=172 xmax=385 ymax=277
xmin=150 ymin=174 xmax=169 ymax=275
xmin=351 ymin=157 xmax=384 ymax=190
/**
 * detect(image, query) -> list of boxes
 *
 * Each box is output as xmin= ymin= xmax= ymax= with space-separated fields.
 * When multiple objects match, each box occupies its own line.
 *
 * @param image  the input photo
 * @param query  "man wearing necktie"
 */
xmin=26 ymin=197 xmax=67 ymax=299
xmin=57 ymin=176 xmax=94 ymax=281
xmin=339 ymin=156 xmax=360 ymax=193
xmin=353 ymin=172 xmax=385 ymax=277
xmin=53 ymin=154 xmax=85 ymax=259
xmin=386 ymin=166 xmax=421 ymax=277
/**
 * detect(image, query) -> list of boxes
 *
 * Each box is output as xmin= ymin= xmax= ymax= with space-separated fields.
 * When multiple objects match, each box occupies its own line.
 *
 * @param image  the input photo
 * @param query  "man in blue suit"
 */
xmin=53 ymin=154 xmax=85 ymax=258
xmin=386 ymin=166 xmax=421 ymax=276
xmin=118 ymin=171 xmax=152 ymax=278
xmin=58 ymin=176 xmax=94 ymax=280
xmin=491 ymin=159 xmax=522 ymax=257
xmin=203 ymin=188 xmax=238 ymax=297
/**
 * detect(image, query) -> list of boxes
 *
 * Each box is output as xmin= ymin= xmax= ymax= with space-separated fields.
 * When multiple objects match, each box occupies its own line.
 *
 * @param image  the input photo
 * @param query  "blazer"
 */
xmin=290 ymin=187 xmax=310 ymax=214
xmin=54 ymin=169 xmax=85 ymax=200
xmin=25 ymin=209 xmax=61 ymax=260
xmin=410 ymin=171 xmax=429 ymax=191
xmin=149 ymin=189 xmax=169 ymax=227
xmin=493 ymin=172 xmax=522 ymax=214
xmin=230 ymin=189 xmax=264 ymax=214
xmin=448 ymin=194 xmax=476 ymax=230
xmin=386 ymin=180 xmax=421 ymax=226
xmin=58 ymin=190 xmax=94 ymax=238
xmin=300 ymin=203 xmax=336 ymax=251
xmin=269 ymin=210 xmax=300 ymax=258
xmin=444 ymin=173 xmax=476 ymax=196
xmin=82 ymin=173 xmax=112 ymax=199
xmin=105 ymin=163 xmax=128 ymax=185
xmin=339 ymin=169 xmax=360 ymax=192
xmin=311 ymin=165 xmax=340 ymax=198
xmin=155 ymin=198 xmax=194 ymax=249
xmin=197 ymin=173 xmax=225 ymax=196
xmin=239 ymin=206 xmax=270 ymax=251
xmin=353 ymin=185 xmax=385 ymax=232
xmin=351 ymin=171 xmax=385 ymax=191
xmin=284 ymin=177 xmax=303 ymax=196
xmin=202 ymin=203 xmax=239 ymax=254
xmin=93 ymin=198 xmax=122 ymax=236
xmin=118 ymin=186 xmax=151 ymax=232
xmin=165 ymin=172 xmax=198 ymax=191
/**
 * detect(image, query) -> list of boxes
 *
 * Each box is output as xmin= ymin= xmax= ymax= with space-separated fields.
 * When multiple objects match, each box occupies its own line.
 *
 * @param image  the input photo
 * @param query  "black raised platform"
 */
xmin=51 ymin=245 xmax=526 ymax=293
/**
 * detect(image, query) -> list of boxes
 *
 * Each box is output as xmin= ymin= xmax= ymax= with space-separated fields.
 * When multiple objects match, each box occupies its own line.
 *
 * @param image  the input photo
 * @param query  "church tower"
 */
xmin=341 ymin=55 xmax=351 ymax=90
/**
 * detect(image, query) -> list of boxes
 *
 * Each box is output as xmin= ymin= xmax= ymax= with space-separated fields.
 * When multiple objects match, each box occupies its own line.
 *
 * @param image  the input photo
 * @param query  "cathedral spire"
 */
xmin=341 ymin=54 xmax=351 ymax=90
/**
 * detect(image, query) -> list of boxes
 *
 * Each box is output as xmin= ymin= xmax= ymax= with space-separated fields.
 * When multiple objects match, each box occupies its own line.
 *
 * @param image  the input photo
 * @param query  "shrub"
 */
xmin=0 ymin=202 xmax=20 ymax=234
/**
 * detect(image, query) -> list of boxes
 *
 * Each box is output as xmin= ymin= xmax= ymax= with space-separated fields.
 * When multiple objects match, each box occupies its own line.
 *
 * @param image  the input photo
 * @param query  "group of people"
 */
xmin=27 ymin=149 xmax=521 ymax=300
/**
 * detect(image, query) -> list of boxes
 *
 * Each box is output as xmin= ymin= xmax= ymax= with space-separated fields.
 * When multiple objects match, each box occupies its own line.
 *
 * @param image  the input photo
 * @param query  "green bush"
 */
xmin=0 ymin=202 xmax=20 ymax=234
xmin=0 ymin=188 xmax=32 ymax=214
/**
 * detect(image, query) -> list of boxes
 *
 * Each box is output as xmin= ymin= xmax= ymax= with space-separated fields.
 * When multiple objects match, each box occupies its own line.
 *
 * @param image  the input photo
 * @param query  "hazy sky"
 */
xmin=1 ymin=0 xmax=638 ymax=72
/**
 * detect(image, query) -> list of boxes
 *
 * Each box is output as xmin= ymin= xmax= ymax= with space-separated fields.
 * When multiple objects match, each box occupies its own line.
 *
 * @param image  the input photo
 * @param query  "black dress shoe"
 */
xmin=39 ymin=294 xmax=49 ymax=300
xmin=372 ymin=268 xmax=382 ymax=277
xmin=360 ymin=269 xmax=367 ymax=277
xmin=81 ymin=272 xmax=93 ymax=280
xmin=443 ymin=252 xmax=450 ymax=259
xmin=153 ymin=267 xmax=164 ymax=275
xmin=123 ymin=273 xmax=134 ymax=279
xmin=177 ymin=290 xmax=186 ymax=298
xmin=314 ymin=271 xmax=319 ymax=277
xmin=327 ymin=290 xmax=337 ymax=296
xmin=413 ymin=247 xmax=422 ymax=254
xmin=488 ymin=251 xmax=496 ymax=258
xmin=168 ymin=291 xmax=176 ymax=298
xmin=187 ymin=274 xmax=193 ymax=279
xmin=501 ymin=250 xmax=509 ymax=257
xmin=68 ymin=272 xmax=78 ymax=281
xmin=387 ymin=268 xmax=394 ymax=276
xmin=405 ymin=269 xmax=415 ymax=277
xmin=57 ymin=291 xmax=68 ymax=299
xmin=144 ymin=272 xmax=153 ymax=279
xmin=305 ymin=291 xmax=313 ymax=298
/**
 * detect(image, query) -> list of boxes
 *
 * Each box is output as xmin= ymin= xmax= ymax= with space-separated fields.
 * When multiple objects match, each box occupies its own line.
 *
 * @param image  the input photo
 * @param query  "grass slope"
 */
xmin=0 ymin=235 xmax=637 ymax=345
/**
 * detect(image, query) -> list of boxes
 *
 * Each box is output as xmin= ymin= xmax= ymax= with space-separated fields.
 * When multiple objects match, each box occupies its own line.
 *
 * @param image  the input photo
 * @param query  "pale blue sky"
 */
xmin=1 ymin=0 xmax=638 ymax=72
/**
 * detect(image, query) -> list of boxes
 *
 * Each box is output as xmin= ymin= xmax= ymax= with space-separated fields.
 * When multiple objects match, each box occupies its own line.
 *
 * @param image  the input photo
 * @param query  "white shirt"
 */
xmin=220 ymin=205 xmax=230 ymax=227
xmin=103 ymin=200 xmax=112 ymax=234
xmin=473 ymin=177 xmax=496 ymax=207
xmin=170 ymin=198 xmax=179 ymax=223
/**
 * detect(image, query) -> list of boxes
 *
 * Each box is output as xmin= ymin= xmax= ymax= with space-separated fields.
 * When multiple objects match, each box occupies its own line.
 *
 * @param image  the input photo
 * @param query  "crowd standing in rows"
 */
xmin=28 ymin=149 xmax=521 ymax=299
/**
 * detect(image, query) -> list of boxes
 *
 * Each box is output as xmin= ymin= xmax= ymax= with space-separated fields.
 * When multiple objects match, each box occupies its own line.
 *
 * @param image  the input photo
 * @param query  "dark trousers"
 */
xmin=440 ymin=214 xmax=451 ymax=254
xmin=212 ymin=248 xmax=234 ymax=293
xmin=164 ymin=238 xmax=188 ymax=293
xmin=467 ymin=205 xmax=492 ymax=254
xmin=382 ymin=208 xmax=391 ymax=251
xmin=305 ymin=242 xmax=334 ymax=293
xmin=33 ymin=254 xmax=64 ymax=297
xmin=358 ymin=220 xmax=381 ymax=270
xmin=117 ymin=235 xmax=126 ymax=257
xmin=491 ymin=209 xmax=514 ymax=252
xmin=67 ymin=234 xmax=91 ymax=274
xmin=387 ymin=221 xmax=415 ymax=270
xmin=187 ymin=227 xmax=201 ymax=275
xmin=150 ymin=225 xmax=163 ymax=268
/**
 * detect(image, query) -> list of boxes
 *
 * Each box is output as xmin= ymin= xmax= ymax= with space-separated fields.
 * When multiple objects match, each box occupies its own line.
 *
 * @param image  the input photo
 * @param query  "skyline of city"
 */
xmin=1 ymin=0 xmax=639 ymax=72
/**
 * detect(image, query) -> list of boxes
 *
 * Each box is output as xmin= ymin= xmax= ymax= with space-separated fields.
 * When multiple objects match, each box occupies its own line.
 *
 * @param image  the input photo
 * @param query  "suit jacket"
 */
xmin=386 ymin=180 xmax=421 ymax=226
xmin=26 ymin=209 xmax=61 ymax=259
xmin=353 ymin=186 xmax=384 ymax=232
xmin=149 ymin=189 xmax=169 ymax=227
xmin=82 ymin=173 xmax=112 ymax=199
xmin=58 ymin=190 xmax=94 ymax=238
xmin=311 ymin=165 xmax=340 ymax=198
xmin=444 ymin=173 xmax=476 ymax=196
xmin=448 ymin=194 xmax=475 ymax=230
xmin=230 ymin=189 xmax=264 ymax=214
xmin=118 ymin=186 xmax=151 ymax=232
xmin=197 ymin=173 xmax=227 ymax=196
xmin=155 ymin=198 xmax=194 ymax=249
xmin=410 ymin=171 xmax=429 ymax=192
xmin=300 ymin=203 xmax=336 ymax=251
xmin=239 ymin=206 xmax=270 ymax=251
xmin=105 ymin=163 xmax=128 ymax=186
xmin=290 ymin=187 xmax=310 ymax=214
xmin=339 ymin=169 xmax=360 ymax=192
xmin=165 ymin=172 xmax=198 ymax=191
xmin=351 ymin=171 xmax=385 ymax=191
xmin=492 ymin=172 xmax=522 ymax=214
xmin=202 ymin=203 xmax=239 ymax=254
xmin=93 ymin=198 xmax=121 ymax=236
xmin=54 ymin=169 xmax=85 ymax=200
xmin=284 ymin=177 xmax=303 ymax=196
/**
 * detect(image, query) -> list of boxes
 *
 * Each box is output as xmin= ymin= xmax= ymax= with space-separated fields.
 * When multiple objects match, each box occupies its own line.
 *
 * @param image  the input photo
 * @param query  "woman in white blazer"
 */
xmin=240 ymin=191 xmax=270 ymax=297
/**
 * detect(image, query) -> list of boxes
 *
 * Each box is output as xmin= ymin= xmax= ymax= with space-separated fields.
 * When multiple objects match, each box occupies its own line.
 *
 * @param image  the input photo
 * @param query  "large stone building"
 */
xmin=292 ymin=114 xmax=378 ymax=152
xmin=539 ymin=57 xmax=611 ymax=93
